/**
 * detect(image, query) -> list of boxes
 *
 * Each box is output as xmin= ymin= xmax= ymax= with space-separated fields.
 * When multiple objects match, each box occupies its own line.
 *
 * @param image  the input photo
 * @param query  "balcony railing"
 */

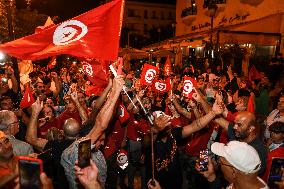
xmin=203 ymin=0 xmax=226 ymax=8
xmin=181 ymin=6 xmax=197 ymax=18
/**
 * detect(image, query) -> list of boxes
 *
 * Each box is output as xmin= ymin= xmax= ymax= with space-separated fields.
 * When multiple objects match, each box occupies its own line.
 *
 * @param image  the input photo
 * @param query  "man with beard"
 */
xmin=216 ymin=111 xmax=267 ymax=175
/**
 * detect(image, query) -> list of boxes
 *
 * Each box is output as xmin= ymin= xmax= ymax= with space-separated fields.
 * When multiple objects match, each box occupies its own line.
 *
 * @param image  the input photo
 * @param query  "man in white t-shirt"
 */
xmin=202 ymin=68 xmax=217 ymax=83
xmin=198 ymin=141 xmax=269 ymax=189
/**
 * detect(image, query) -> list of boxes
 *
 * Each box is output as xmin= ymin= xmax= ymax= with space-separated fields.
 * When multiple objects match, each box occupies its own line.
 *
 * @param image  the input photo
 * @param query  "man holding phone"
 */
xmin=61 ymin=75 xmax=125 ymax=189
xmin=197 ymin=141 xmax=269 ymax=189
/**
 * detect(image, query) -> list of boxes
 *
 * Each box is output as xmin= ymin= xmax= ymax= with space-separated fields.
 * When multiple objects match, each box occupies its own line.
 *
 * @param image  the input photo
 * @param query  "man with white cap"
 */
xmin=198 ymin=141 xmax=269 ymax=189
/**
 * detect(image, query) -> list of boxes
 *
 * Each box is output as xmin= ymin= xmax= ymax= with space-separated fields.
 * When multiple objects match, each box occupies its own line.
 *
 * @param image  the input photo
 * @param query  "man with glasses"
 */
xmin=198 ymin=141 xmax=269 ymax=189
xmin=0 ymin=110 xmax=33 ymax=156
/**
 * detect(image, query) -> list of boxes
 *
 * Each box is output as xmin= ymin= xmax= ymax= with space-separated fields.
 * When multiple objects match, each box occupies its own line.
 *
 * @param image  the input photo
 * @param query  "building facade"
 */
xmin=176 ymin=0 xmax=284 ymax=53
xmin=123 ymin=1 xmax=176 ymax=37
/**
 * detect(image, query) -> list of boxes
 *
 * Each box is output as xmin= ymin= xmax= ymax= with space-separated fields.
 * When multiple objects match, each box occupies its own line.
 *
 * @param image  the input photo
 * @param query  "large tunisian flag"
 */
xmin=0 ymin=0 xmax=123 ymax=61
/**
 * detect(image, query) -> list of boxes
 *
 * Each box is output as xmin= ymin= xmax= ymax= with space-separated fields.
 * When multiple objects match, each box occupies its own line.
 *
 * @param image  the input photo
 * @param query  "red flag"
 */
xmin=119 ymin=104 xmax=130 ymax=124
xmin=35 ymin=17 xmax=55 ymax=33
xmin=47 ymin=57 xmax=57 ymax=69
xmin=0 ymin=0 xmax=123 ymax=61
xmin=152 ymin=78 xmax=171 ymax=93
xmin=247 ymin=94 xmax=255 ymax=113
xmin=20 ymin=85 xmax=35 ymax=108
xmin=249 ymin=65 xmax=261 ymax=81
xmin=164 ymin=56 xmax=172 ymax=76
xmin=182 ymin=76 xmax=197 ymax=98
xmin=81 ymin=59 xmax=108 ymax=86
xmin=140 ymin=64 xmax=158 ymax=85
xmin=117 ymin=57 xmax=123 ymax=75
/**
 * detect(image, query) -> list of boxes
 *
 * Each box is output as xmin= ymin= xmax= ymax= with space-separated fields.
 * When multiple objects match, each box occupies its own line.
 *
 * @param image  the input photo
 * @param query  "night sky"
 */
xmin=15 ymin=0 xmax=176 ymax=21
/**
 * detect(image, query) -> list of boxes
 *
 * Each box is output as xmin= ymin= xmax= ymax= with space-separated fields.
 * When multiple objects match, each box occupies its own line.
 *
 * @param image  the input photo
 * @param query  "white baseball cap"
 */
xmin=211 ymin=141 xmax=261 ymax=174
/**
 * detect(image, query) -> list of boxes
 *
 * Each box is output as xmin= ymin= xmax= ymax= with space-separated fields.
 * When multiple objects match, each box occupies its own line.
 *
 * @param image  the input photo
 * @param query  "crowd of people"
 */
xmin=0 ymin=54 xmax=283 ymax=189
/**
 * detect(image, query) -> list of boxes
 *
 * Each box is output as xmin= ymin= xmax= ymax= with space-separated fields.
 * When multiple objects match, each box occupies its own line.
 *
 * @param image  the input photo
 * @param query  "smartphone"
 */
xmin=268 ymin=157 xmax=284 ymax=187
xmin=78 ymin=139 xmax=91 ymax=168
xmin=18 ymin=157 xmax=43 ymax=189
xmin=198 ymin=149 xmax=209 ymax=172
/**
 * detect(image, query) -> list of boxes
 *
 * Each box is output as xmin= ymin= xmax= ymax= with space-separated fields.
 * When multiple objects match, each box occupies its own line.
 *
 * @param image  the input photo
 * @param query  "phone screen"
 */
xmin=268 ymin=158 xmax=284 ymax=187
xmin=78 ymin=139 xmax=91 ymax=168
xmin=19 ymin=159 xmax=41 ymax=189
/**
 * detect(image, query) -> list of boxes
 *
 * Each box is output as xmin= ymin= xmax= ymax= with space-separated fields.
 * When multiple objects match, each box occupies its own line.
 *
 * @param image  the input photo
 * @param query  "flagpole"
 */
xmin=110 ymin=62 xmax=156 ymax=182
xmin=118 ymin=0 xmax=125 ymax=37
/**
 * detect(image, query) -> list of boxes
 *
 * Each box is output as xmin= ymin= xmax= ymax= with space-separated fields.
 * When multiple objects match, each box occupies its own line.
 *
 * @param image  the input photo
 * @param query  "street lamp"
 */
xmin=208 ymin=3 xmax=218 ymax=50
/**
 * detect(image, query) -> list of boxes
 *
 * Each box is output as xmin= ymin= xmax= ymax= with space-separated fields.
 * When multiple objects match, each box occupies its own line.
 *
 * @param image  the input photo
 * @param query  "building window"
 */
xmin=168 ymin=12 xmax=173 ymax=20
xmin=144 ymin=10 xmax=148 ymax=19
xmin=128 ymin=9 xmax=135 ymax=17
xmin=181 ymin=0 xmax=197 ymax=18
xmin=144 ymin=24 xmax=148 ymax=34
xmin=152 ymin=11 xmax=157 ymax=19
xmin=160 ymin=11 xmax=165 ymax=20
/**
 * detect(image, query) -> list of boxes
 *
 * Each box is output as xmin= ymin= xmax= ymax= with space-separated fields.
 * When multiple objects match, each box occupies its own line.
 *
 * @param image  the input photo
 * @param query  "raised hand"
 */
xmin=188 ymin=99 xmax=197 ymax=108
xmin=71 ymin=91 xmax=79 ymax=102
xmin=211 ymin=101 xmax=224 ymax=116
xmin=192 ymin=88 xmax=202 ymax=102
xmin=196 ymin=157 xmax=216 ymax=182
xmin=74 ymin=160 xmax=101 ymax=189
xmin=153 ymin=113 xmax=171 ymax=132
xmin=6 ymin=66 xmax=14 ymax=77
xmin=113 ymin=75 xmax=125 ymax=93
xmin=32 ymin=98 xmax=43 ymax=115
xmin=147 ymin=179 xmax=162 ymax=189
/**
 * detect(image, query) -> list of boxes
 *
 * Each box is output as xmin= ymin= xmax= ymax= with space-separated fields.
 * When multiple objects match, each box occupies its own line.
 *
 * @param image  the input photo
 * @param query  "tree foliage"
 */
xmin=0 ymin=1 xmax=49 ymax=43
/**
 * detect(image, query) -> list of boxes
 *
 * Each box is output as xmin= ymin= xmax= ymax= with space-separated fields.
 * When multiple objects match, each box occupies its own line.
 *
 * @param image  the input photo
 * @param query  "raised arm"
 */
xmin=93 ymin=78 xmax=113 ymax=110
xmin=171 ymin=95 xmax=192 ymax=119
xmin=189 ymin=100 xmax=201 ymax=119
xmin=51 ymin=72 xmax=61 ymax=97
xmin=71 ymin=91 xmax=88 ymax=124
xmin=193 ymin=88 xmax=230 ymax=131
xmin=26 ymin=98 xmax=48 ymax=151
xmin=86 ymin=75 xmax=125 ymax=144
xmin=126 ymin=89 xmax=145 ymax=111
xmin=182 ymin=102 xmax=224 ymax=138
xmin=6 ymin=66 xmax=18 ymax=93
xmin=192 ymin=88 xmax=211 ymax=114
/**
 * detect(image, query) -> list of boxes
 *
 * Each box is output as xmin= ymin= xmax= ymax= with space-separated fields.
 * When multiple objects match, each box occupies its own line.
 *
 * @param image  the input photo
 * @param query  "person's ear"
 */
xmin=249 ymin=125 xmax=256 ymax=133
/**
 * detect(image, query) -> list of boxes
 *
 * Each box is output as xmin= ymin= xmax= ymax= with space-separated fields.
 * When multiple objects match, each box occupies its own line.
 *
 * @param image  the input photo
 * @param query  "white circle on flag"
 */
xmin=155 ymin=82 xmax=166 ymax=92
xmin=145 ymin=69 xmax=156 ymax=83
xmin=53 ymin=20 xmax=88 ymax=45
xmin=117 ymin=152 xmax=127 ymax=164
xmin=183 ymin=80 xmax=193 ymax=95
xmin=82 ymin=64 xmax=93 ymax=77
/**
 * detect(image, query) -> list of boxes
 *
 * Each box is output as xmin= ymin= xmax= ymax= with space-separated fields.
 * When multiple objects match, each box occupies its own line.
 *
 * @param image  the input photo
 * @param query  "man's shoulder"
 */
xmin=8 ymin=136 xmax=34 ymax=155
xmin=8 ymin=136 xmax=32 ymax=147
